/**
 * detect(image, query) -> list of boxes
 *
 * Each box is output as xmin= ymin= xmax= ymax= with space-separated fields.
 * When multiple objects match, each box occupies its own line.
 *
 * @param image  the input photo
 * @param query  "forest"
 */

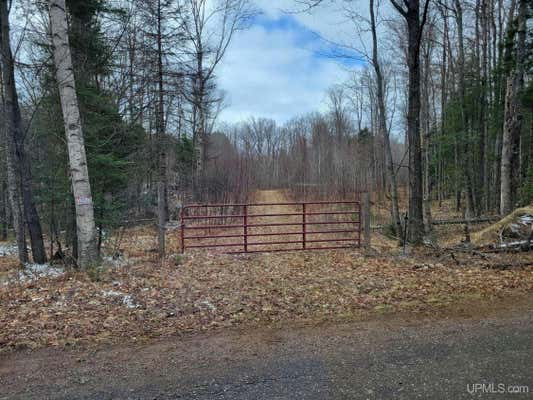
xmin=0 ymin=0 xmax=531 ymax=265
xmin=2 ymin=2 xmax=533 ymax=395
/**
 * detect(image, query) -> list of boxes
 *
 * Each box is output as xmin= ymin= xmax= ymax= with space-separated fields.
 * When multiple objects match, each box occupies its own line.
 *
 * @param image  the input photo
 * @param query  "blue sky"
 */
xmin=217 ymin=3 xmax=364 ymax=124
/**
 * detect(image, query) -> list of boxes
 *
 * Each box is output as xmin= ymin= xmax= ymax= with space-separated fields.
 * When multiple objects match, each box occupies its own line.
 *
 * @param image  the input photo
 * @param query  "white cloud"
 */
xmin=217 ymin=15 xmax=353 ymax=124
xmin=215 ymin=0 xmax=398 ymax=125
xmin=254 ymin=0 xmax=368 ymax=45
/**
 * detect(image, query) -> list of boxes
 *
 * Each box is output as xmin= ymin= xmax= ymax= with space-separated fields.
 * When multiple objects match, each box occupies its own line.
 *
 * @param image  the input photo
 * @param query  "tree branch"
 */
xmin=389 ymin=0 xmax=408 ymax=17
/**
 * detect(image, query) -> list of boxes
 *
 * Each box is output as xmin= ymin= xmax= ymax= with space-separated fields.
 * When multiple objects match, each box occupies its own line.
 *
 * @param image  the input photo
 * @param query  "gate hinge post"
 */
xmin=244 ymin=204 xmax=248 ymax=253
xmin=302 ymin=203 xmax=306 ymax=250
xmin=180 ymin=206 xmax=185 ymax=254
xmin=362 ymin=192 xmax=370 ymax=248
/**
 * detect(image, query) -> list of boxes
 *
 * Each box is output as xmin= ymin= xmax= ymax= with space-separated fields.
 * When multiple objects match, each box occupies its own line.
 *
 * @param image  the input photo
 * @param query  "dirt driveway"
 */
xmin=2 ymin=297 xmax=533 ymax=399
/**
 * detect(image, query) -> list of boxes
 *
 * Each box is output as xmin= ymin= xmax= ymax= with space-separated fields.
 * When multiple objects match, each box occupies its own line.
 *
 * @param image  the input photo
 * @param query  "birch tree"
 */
xmin=48 ymin=0 xmax=98 ymax=267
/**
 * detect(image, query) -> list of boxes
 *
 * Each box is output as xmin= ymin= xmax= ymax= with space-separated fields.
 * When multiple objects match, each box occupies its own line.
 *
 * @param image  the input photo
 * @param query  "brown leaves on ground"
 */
xmin=1 ymin=236 xmax=532 ymax=352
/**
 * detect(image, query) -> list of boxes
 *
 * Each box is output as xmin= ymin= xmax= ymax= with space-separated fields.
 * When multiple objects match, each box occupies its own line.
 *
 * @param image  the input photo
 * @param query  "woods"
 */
xmin=1 ymin=3 xmax=533 ymax=395
xmin=0 ymin=0 xmax=531 ymax=265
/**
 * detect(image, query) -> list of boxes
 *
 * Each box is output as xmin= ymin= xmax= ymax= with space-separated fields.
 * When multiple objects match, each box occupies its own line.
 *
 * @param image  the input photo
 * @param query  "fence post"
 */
xmin=180 ymin=207 xmax=185 ymax=254
xmin=362 ymin=192 xmax=371 ymax=248
xmin=243 ymin=204 xmax=248 ymax=253
xmin=302 ymin=203 xmax=306 ymax=249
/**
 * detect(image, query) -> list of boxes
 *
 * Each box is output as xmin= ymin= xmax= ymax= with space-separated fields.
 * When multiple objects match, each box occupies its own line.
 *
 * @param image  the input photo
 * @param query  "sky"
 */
xmin=217 ymin=0 xmax=365 ymax=124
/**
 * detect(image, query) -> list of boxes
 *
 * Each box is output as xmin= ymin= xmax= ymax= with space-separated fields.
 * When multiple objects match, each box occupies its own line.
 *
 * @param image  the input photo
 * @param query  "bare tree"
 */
xmin=369 ymin=0 xmax=403 ymax=238
xmin=388 ymin=0 xmax=430 ymax=243
xmin=182 ymin=0 xmax=255 ymax=199
xmin=155 ymin=0 xmax=168 ymax=262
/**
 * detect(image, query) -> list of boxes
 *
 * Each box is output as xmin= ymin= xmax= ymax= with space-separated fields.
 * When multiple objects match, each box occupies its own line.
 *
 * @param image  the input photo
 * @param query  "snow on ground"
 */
xmin=12 ymin=264 xmax=65 ymax=283
xmin=1 ymin=261 xmax=65 ymax=286
xmin=102 ymin=289 xmax=141 ymax=309
xmin=0 ymin=242 xmax=18 ymax=257
xmin=102 ymin=255 xmax=129 ymax=269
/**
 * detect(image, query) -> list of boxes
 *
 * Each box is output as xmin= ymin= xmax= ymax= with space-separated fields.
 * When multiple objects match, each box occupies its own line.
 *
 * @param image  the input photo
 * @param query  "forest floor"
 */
xmin=0 ymin=190 xmax=532 ymax=353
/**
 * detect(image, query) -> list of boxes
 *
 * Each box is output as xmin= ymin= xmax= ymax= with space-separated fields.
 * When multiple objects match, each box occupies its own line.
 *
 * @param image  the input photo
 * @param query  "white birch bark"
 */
xmin=48 ymin=0 xmax=98 ymax=267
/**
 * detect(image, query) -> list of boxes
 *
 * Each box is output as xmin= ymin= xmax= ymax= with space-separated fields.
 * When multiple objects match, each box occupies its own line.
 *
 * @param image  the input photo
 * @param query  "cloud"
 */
xmin=253 ymin=0 xmax=371 ymax=51
xmin=217 ymin=12 xmax=360 ymax=124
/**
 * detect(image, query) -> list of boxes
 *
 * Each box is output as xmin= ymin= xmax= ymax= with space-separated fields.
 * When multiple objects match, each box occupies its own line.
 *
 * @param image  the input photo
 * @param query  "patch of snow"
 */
xmin=3 ymin=263 xmax=65 ymax=285
xmin=0 ymin=242 xmax=18 ymax=257
xmin=25 ymin=263 xmax=63 ymax=276
xmin=122 ymin=295 xmax=139 ymax=309
xmin=518 ymin=214 xmax=533 ymax=224
xmin=22 ymin=263 xmax=65 ymax=281
xmin=102 ymin=289 xmax=123 ymax=297
xmin=102 ymin=255 xmax=128 ymax=268
xmin=102 ymin=290 xmax=141 ymax=309
xmin=198 ymin=300 xmax=217 ymax=312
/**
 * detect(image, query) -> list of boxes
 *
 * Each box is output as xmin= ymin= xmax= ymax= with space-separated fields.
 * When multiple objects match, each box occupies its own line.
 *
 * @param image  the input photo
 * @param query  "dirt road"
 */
xmin=2 ymin=301 xmax=533 ymax=399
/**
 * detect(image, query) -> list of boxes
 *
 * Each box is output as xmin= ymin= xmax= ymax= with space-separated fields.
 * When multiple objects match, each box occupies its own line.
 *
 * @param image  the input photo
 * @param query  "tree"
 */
xmin=182 ymin=0 xmax=255 ymax=199
xmin=134 ymin=0 xmax=186 ymax=261
xmin=1 ymin=0 xmax=46 ymax=263
xmin=500 ymin=0 xmax=526 ymax=215
xmin=452 ymin=0 xmax=476 ymax=217
xmin=389 ymin=0 xmax=430 ymax=243
xmin=155 ymin=0 xmax=169 ymax=262
xmin=369 ymin=0 xmax=403 ymax=238
xmin=48 ymin=0 xmax=99 ymax=267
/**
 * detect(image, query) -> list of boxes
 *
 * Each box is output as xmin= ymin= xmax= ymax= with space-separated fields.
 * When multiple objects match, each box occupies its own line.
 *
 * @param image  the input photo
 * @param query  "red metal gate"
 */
xmin=180 ymin=200 xmax=361 ymax=254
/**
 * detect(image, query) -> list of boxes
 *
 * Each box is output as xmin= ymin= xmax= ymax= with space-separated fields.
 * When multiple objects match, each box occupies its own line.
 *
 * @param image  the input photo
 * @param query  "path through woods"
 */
xmin=248 ymin=190 xmax=306 ymax=252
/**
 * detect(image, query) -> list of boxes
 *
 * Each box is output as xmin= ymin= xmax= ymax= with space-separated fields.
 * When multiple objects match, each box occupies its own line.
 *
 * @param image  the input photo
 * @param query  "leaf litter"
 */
xmin=1 ymin=230 xmax=532 ymax=352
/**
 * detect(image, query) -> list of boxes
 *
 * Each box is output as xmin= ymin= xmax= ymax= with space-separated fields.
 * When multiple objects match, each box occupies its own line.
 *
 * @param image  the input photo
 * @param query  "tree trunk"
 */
xmin=3 ymin=111 xmax=27 ymax=262
xmin=1 ymin=0 xmax=47 ymax=263
xmin=422 ymin=41 xmax=433 ymax=234
xmin=454 ymin=0 xmax=476 ymax=218
xmin=0 ymin=19 xmax=25 ymax=262
xmin=194 ymin=46 xmax=206 ymax=201
xmin=369 ymin=0 xmax=402 ymax=239
xmin=48 ymin=0 xmax=98 ymax=268
xmin=405 ymin=2 xmax=425 ymax=243
xmin=500 ymin=0 xmax=526 ymax=215
xmin=0 ymin=104 xmax=7 ymax=241
xmin=0 ymin=178 xmax=6 ymax=241
xmin=438 ymin=1 xmax=448 ymax=208
xmin=156 ymin=0 xmax=167 ymax=262
xmin=479 ymin=0 xmax=489 ymax=213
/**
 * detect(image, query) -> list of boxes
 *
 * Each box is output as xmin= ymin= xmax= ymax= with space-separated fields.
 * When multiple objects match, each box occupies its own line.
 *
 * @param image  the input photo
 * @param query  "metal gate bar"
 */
xmin=180 ymin=200 xmax=361 ymax=254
